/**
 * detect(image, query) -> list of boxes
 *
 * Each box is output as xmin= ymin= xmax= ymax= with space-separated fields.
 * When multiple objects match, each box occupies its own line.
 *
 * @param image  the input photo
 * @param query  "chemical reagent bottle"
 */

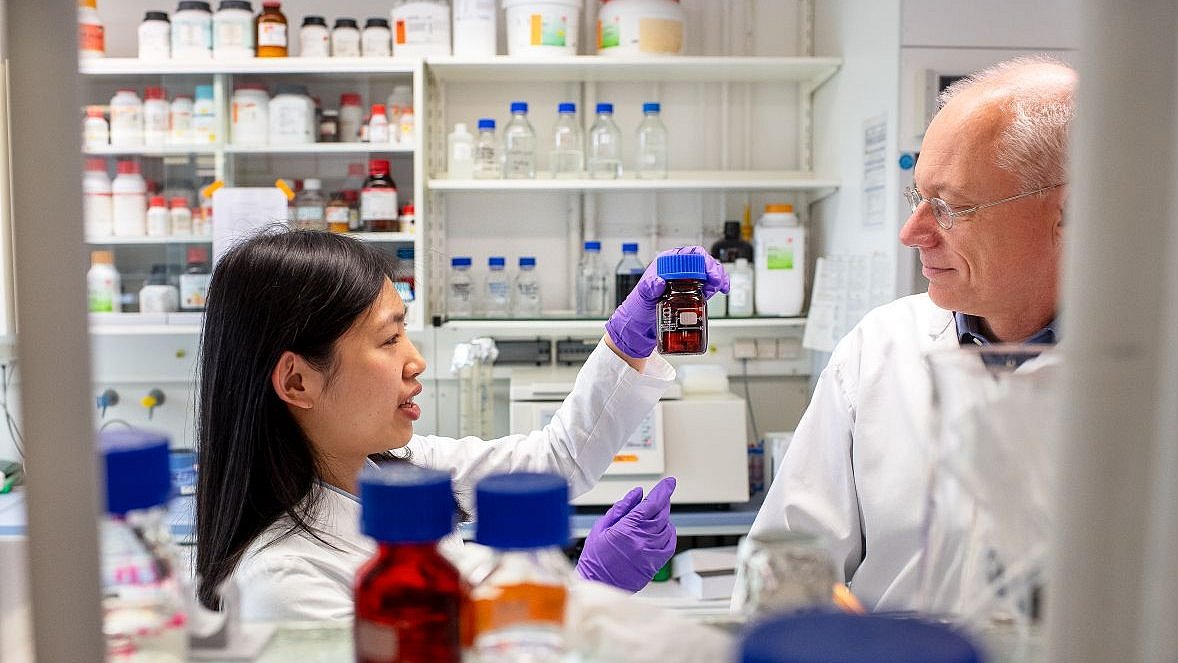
xmin=550 ymin=102 xmax=584 ymax=178
xmin=474 ymin=118 xmax=502 ymax=179
xmin=576 ymin=241 xmax=608 ymax=317
xmin=448 ymin=122 xmax=475 ymax=179
xmin=503 ymin=101 xmax=537 ymax=179
xmin=636 ymin=102 xmax=668 ymax=179
xmin=484 ymin=256 xmax=511 ymax=318
xmin=614 ymin=242 xmax=645 ymax=308
xmin=513 ymin=256 xmax=542 ymax=318
xmin=656 ymin=252 xmax=708 ymax=355
xmin=588 ymin=103 xmax=622 ymax=179
xmin=354 ymin=465 xmax=467 ymax=663
xmin=448 ymin=256 xmax=475 ymax=318
xmin=471 ymin=473 xmax=572 ymax=663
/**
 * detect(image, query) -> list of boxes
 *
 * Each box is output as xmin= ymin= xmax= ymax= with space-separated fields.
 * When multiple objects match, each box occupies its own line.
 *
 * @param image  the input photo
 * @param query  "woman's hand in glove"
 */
xmin=575 ymin=476 xmax=678 ymax=593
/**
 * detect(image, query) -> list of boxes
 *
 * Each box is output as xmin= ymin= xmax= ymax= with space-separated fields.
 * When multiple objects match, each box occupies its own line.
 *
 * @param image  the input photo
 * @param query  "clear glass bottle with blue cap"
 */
xmin=588 ymin=102 xmax=622 ymax=179
xmin=513 ymin=256 xmax=542 ymax=318
xmin=656 ymin=252 xmax=708 ymax=354
xmin=550 ymin=102 xmax=584 ymax=178
xmin=470 ymin=473 xmax=572 ymax=663
xmin=354 ymin=465 xmax=466 ymax=663
xmin=100 ymin=429 xmax=188 ymax=661
xmin=576 ymin=240 xmax=608 ymax=317
xmin=503 ymin=101 xmax=537 ymax=179
xmin=474 ymin=118 xmax=502 ymax=179
xmin=448 ymin=256 xmax=475 ymax=318
xmin=636 ymin=102 xmax=668 ymax=179
xmin=484 ymin=256 xmax=511 ymax=317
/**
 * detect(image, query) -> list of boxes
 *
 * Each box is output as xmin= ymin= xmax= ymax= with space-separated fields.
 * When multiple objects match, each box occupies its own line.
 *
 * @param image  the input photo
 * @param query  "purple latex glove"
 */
xmin=605 ymin=246 xmax=729 ymax=359
xmin=576 ymin=476 xmax=678 ymax=593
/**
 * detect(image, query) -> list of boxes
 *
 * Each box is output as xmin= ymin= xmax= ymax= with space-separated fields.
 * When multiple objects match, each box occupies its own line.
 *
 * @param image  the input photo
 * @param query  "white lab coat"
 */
xmin=233 ymin=339 xmax=675 ymax=622
xmin=748 ymin=293 xmax=958 ymax=611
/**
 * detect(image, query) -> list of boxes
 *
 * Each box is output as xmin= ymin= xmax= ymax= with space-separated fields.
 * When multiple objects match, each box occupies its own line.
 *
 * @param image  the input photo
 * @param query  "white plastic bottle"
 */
xmin=146 ymin=195 xmax=171 ymax=236
xmin=331 ymin=18 xmax=361 ymax=57
xmin=109 ymin=88 xmax=144 ymax=148
xmin=142 ymin=86 xmax=170 ymax=148
xmin=754 ymin=204 xmax=805 ymax=316
xmin=78 ymin=0 xmax=106 ymax=59
xmin=391 ymin=0 xmax=452 ymax=57
xmin=112 ymin=160 xmax=147 ymax=237
xmin=448 ymin=123 xmax=475 ymax=179
xmin=503 ymin=101 xmax=536 ymax=179
xmin=484 ymin=257 xmax=511 ymax=317
xmin=172 ymin=1 xmax=214 ymax=60
xmin=448 ymin=256 xmax=475 ymax=317
xmin=170 ymin=197 xmax=193 ymax=235
xmin=636 ymin=102 xmax=668 ymax=179
xmin=396 ymin=107 xmax=415 ymax=146
xmin=452 ymin=0 xmax=496 ymax=57
xmin=83 ymin=106 xmax=109 ymax=150
xmin=138 ymin=11 xmax=172 ymax=60
xmin=192 ymin=84 xmax=218 ymax=144
xmin=299 ymin=16 xmax=330 ymax=56
xmin=169 ymin=95 xmax=194 ymax=144
xmin=727 ymin=257 xmax=754 ymax=317
xmin=213 ymin=0 xmax=256 ymax=59
xmin=88 ymin=250 xmax=121 ymax=313
xmin=361 ymin=18 xmax=392 ymax=56
xmin=368 ymin=103 xmax=390 ymax=143
xmin=339 ymin=93 xmax=363 ymax=142
xmin=513 ymin=256 xmax=541 ymax=317
xmin=83 ymin=159 xmax=113 ymax=238
xmin=473 ymin=119 xmax=501 ymax=179
xmin=551 ymin=102 xmax=584 ymax=178
xmin=588 ymin=103 xmax=622 ymax=179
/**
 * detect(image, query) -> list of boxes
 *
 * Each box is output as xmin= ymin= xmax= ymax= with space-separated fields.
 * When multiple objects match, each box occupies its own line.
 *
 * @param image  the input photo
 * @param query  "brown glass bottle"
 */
xmin=360 ymin=159 xmax=398 ymax=232
xmin=655 ymin=253 xmax=708 ymax=355
xmin=255 ymin=1 xmax=288 ymax=57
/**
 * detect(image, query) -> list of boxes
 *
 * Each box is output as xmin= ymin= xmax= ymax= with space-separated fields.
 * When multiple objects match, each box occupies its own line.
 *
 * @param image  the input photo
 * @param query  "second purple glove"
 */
xmin=575 ymin=476 xmax=678 ymax=593
xmin=604 ymin=246 xmax=729 ymax=359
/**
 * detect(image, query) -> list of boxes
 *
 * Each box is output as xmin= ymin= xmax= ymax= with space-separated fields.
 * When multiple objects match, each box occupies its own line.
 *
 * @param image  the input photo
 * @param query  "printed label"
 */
xmin=472 ymin=583 xmax=566 ymax=635
xmin=598 ymin=20 xmax=620 ymax=49
xmin=360 ymin=189 xmax=398 ymax=221
xmin=216 ymin=22 xmax=251 ymax=49
xmin=180 ymin=273 xmax=210 ymax=309
xmin=638 ymin=18 xmax=683 ymax=54
xmin=79 ymin=23 xmax=105 ymax=53
xmin=258 ymin=22 xmax=287 ymax=48
xmin=528 ymin=13 xmax=568 ymax=47
xmin=354 ymin=619 xmax=399 ymax=663
xmin=767 ymin=242 xmax=795 ymax=270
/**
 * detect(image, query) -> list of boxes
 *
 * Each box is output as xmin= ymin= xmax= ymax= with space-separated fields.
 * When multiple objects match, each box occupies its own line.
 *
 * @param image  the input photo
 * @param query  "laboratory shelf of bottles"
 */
xmin=440 ymin=316 xmax=808 ymax=334
xmin=86 ymin=234 xmax=212 ymax=245
xmin=425 ymin=56 xmax=842 ymax=86
xmin=428 ymin=171 xmax=840 ymax=193
xmin=84 ymin=145 xmax=219 ymax=157
xmin=89 ymin=312 xmax=203 ymax=335
xmin=222 ymin=143 xmax=414 ymax=155
xmin=78 ymin=56 xmax=420 ymax=77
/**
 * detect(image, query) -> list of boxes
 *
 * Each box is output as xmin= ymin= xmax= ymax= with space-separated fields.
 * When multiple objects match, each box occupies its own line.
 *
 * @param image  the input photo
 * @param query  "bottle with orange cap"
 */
xmin=753 ymin=203 xmax=806 ymax=316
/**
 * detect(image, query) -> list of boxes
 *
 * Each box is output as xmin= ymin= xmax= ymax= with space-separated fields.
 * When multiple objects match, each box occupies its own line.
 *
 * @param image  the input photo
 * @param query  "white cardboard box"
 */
xmin=678 ymin=570 xmax=737 ymax=600
xmin=671 ymin=546 xmax=739 ymax=578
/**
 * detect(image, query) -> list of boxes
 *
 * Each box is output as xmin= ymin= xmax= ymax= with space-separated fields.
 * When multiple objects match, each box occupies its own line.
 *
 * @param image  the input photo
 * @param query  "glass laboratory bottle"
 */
xmin=473 ymin=118 xmax=502 ymax=179
xmin=636 ymin=102 xmax=668 ymax=178
xmin=360 ymin=159 xmax=398 ymax=231
xmin=393 ymin=247 xmax=415 ymax=304
xmin=513 ymin=256 xmax=541 ymax=318
xmin=484 ymin=256 xmax=511 ymax=318
xmin=354 ymin=465 xmax=466 ymax=663
xmin=291 ymin=178 xmax=327 ymax=231
xmin=471 ymin=473 xmax=572 ymax=663
xmin=255 ymin=0 xmax=288 ymax=57
xmin=550 ymin=102 xmax=584 ymax=178
xmin=588 ymin=102 xmax=622 ymax=179
xmin=448 ymin=256 xmax=475 ymax=318
xmin=656 ymin=252 xmax=708 ymax=355
xmin=711 ymin=220 xmax=754 ymax=263
xmin=502 ymin=101 xmax=536 ymax=179
xmin=100 ymin=429 xmax=188 ymax=662
xmin=448 ymin=122 xmax=475 ymax=179
xmin=576 ymin=241 xmax=608 ymax=317
xmin=614 ymin=242 xmax=644 ymax=308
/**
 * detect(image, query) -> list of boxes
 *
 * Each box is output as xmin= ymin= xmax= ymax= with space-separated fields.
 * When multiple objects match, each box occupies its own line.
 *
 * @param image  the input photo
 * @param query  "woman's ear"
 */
xmin=271 ymin=350 xmax=322 ymax=409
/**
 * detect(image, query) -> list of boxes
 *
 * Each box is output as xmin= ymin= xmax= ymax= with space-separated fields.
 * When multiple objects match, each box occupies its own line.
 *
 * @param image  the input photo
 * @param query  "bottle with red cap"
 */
xmin=146 ymin=195 xmax=170 ymax=237
xmin=83 ymin=158 xmax=113 ymax=238
xmin=179 ymin=246 xmax=212 ymax=311
xmin=143 ymin=86 xmax=170 ymax=148
xmin=170 ymin=197 xmax=193 ymax=235
xmin=339 ymin=92 xmax=363 ymax=142
xmin=368 ymin=103 xmax=390 ymax=143
xmin=112 ymin=160 xmax=147 ymax=237
xmin=361 ymin=159 xmax=398 ymax=232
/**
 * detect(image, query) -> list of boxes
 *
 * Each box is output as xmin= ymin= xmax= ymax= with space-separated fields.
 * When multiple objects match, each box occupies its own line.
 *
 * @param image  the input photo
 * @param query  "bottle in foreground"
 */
xmin=354 ymin=465 xmax=467 ymax=663
xmin=656 ymin=252 xmax=708 ymax=355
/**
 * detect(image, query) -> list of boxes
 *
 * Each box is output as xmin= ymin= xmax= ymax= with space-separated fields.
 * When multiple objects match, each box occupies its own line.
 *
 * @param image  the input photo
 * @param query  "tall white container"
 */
xmin=452 ymin=0 xmax=496 ymax=57
xmin=753 ymin=204 xmax=805 ymax=316
xmin=391 ymin=0 xmax=452 ymax=57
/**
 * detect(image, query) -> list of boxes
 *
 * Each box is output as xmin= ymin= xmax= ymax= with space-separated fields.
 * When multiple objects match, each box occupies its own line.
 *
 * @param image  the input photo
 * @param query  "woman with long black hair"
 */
xmin=194 ymin=230 xmax=728 ymax=620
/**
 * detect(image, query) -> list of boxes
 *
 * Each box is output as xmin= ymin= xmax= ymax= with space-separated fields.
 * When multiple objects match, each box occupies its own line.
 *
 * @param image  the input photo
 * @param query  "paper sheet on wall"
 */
xmin=803 ymin=253 xmax=894 ymax=352
xmin=212 ymin=187 xmax=290 ymax=264
xmin=862 ymin=114 xmax=888 ymax=228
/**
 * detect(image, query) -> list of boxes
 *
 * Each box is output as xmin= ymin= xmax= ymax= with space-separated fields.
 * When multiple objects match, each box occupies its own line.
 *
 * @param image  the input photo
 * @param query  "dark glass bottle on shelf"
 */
xmin=711 ymin=220 xmax=754 ymax=263
xmin=360 ymin=159 xmax=398 ymax=232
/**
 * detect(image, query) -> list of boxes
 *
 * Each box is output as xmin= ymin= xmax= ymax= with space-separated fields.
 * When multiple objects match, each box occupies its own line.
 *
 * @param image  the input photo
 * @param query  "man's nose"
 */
xmin=899 ymin=203 xmax=939 ymax=248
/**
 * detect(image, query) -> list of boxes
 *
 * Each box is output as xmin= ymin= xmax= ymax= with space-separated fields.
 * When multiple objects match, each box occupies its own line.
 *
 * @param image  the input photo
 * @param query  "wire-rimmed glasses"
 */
xmin=904 ymin=183 xmax=1065 ymax=230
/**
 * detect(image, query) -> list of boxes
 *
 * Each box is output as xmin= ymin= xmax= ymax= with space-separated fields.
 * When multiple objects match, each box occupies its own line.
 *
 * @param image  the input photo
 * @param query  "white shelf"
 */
xmin=224 ymin=143 xmax=414 ymax=155
xmin=89 ymin=312 xmax=202 ymax=335
xmin=343 ymin=232 xmax=416 ymax=242
xmin=86 ymin=235 xmax=211 ymax=245
xmin=78 ymin=56 xmax=419 ymax=76
xmin=425 ymin=56 xmax=841 ymax=86
xmin=84 ymin=146 xmax=218 ymax=156
xmin=429 ymin=171 xmax=838 ymax=193
xmin=441 ymin=316 xmax=806 ymax=333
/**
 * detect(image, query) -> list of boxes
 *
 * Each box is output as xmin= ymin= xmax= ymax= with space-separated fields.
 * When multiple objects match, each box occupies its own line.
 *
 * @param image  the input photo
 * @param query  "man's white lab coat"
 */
xmin=749 ymin=293 xmax=958 ymax=611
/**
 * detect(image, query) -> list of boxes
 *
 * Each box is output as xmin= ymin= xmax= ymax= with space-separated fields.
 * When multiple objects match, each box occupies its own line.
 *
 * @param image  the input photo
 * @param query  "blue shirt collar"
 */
xmin=954 ymin=311 xmax=1058 ymax=346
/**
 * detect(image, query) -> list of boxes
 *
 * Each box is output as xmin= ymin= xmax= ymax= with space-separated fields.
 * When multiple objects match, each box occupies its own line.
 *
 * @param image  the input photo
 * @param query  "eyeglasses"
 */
xmin=903 ymin=183 xmax=1065 ymax=230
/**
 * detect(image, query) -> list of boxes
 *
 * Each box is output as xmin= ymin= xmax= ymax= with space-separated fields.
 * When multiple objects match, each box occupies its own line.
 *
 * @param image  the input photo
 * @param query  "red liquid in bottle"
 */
xmin=657 ymin=277 xmax=708 ymax=355
xmin=354 ymin=542 xmax=470 ymax=663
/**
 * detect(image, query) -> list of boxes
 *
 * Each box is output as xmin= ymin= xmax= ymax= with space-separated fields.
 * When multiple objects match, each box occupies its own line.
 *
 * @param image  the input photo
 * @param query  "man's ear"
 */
xmin=271 ymin=350 xmax=322 ymax=410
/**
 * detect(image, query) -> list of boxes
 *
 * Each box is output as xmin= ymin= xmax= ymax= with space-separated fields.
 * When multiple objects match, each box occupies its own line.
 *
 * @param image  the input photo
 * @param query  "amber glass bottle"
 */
xmin=255 ymin=1 xmax=288 ymax=57
xmin=655 ymin=252 xmax=709 ymax=355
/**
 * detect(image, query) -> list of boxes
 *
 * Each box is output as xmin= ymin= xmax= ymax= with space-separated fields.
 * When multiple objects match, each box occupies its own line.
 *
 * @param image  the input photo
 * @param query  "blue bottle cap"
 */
xmin=510 ymin=101 xmax=528 ymax=113
xmin=557 ymin=102 xmax=576 ymax=114
xmin=596 ymin=102 xmax=613 ymax=114
xmin=643 ymin=102 xmax=661 ymax=113
xmin=489 ymin=256 xmax=506 ymax=268
xmin=359 ymin=465 xmax=455 ymax=544
xmin=740 ymin=613 xmax=983 ymax=663
xmin=475 ymin=473 xmax=569 ymax=549
xmin=656 ymin=252 xmax=706 ymax=280
xmin=396 ymin=247 xmax=414 ymax=260
xmin=101 ymin=429 xmax=172 ymax=515
xmin=195 ymin=84 xmax=214 ymax=100
xmin=583 ymin=241 xmax=601 ymax=252
xmin=477 ymin=118 xmax=496 ymax=130
xmin=452 ymin=256 xmax=472 ymax=267
xmin=519 ymin=256 xmax=536 ymax=267
xmin=622 ymin=242 xmax=639 ymax=253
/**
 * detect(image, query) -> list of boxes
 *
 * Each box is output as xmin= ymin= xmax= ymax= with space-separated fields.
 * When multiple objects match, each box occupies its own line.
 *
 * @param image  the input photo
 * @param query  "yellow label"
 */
xmin=613 ymin=454 xmax=639 ymax=463
xmin=530 ymin=14 xmax=543 ymax=45
xmin=638 ymin=18 xmax=682 ymax=54
xmin=473 ymin=583 xmax=565 ymax=635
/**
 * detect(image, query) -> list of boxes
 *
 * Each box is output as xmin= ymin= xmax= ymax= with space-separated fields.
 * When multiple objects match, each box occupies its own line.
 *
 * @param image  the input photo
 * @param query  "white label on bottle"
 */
xmin=170 ymin=209 xmax=193 ymax=235
xmin=170 ymin=107 xmax=193 ymax=143
xmin=180 ymin=273 xmax=211 ymax=309
xmin=84 ymin=121 xmax=109 ymax=150
xmin=258 ymin=22 xmax=287 ymax=48
xmin=360 ymin=189 xmax=398 ymax=221
xmin=332 ymin=31 xmax=360 ymax=57
xmin=84 ymin=192 xmax=113 ymax=236
xmin=113 ymin=193 xmax=147 ymax=236
xmin=109 ymin=107 xmax=142 ymax=144
xmin=216 ymin=22 xmax=249 ymax=49
xmin=354 ymin=619 xmax=398 ymax=663
xmin=362 ymin=30 xmax=391 ymax=56
xmin=300 ymin=28 xmax=329 ymax=57
xmin=147 ymin=209 xmax=171 ymax=236
xmin=325 ymin=206 xmax=350 ymax=225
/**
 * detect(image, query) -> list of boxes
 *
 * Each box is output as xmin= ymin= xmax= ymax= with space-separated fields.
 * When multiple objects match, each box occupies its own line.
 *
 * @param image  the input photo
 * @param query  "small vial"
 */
xmin=355 ymin=465 xmax=466 ymax=663
xmin=655 ymin=252 xmax=708 ymax=355
xmin=471 ymin=473 xmax=572 ymax=662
